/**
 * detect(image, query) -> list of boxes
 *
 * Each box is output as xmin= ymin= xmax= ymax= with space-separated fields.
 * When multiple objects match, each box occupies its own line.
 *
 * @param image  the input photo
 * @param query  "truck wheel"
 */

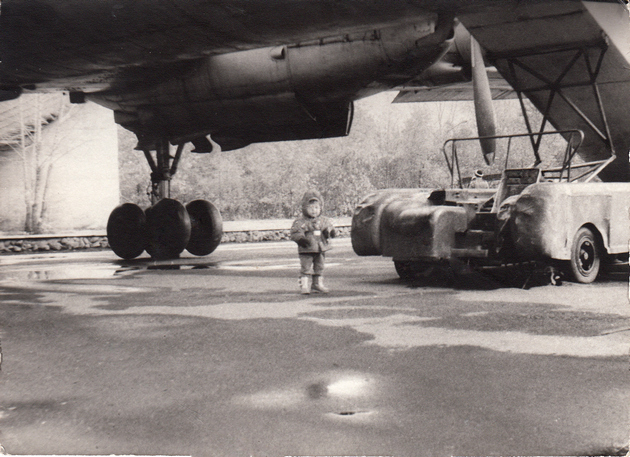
xmin=569 ymin=227 xmax=601 ymax=283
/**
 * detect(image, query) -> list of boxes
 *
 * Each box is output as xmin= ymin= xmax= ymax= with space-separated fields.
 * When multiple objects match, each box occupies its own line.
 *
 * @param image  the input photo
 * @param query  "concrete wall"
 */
xmin=0 ymin=147 xmax=26 ymax=232
xmin=0 ymin=100 xmax=119 ymax=234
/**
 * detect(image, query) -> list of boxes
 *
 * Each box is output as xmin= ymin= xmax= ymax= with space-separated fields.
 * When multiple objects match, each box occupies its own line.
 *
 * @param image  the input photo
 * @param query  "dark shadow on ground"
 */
xmin=400 ymin=260 xmax=628 ymax=291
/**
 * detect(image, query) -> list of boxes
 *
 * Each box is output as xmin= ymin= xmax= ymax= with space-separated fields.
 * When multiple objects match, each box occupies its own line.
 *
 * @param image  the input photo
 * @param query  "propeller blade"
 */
xmin=471 ymin=36 xmax=497 ymax=164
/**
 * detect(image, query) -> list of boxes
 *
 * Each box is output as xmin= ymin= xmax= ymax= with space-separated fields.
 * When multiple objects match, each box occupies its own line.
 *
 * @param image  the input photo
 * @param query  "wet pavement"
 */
xmin=0 ymin=238 xmax=628 ymax=456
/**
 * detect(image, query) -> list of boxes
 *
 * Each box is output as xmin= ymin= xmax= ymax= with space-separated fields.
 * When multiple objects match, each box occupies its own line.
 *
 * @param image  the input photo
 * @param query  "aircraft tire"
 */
xmin=145 ymin=198 xmax=191 ymax=260
xmin=106 ymin=203 xmax=146 ymax=259
xmin=568 ymin=226 xmax=601 ymax=283
xmin=185 ymin=199 xmax=223 ymax=256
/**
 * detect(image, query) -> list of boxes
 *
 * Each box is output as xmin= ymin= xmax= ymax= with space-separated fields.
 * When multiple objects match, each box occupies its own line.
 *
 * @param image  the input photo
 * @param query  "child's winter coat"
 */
xmin=290 ymin=190 xmax=336 ymax=254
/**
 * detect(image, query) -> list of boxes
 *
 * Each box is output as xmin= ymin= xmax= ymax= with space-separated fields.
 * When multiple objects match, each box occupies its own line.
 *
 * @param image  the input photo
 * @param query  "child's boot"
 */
xmin=299 ymin=275 xmax=312 ymax=295
xmin=312 ymin=275 xmax=329 ymax=293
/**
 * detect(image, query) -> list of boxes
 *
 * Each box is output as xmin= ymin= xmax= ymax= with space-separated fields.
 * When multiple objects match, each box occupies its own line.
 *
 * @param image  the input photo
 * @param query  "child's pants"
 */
xmin=299 ymin=253 xmax=325 ymax=276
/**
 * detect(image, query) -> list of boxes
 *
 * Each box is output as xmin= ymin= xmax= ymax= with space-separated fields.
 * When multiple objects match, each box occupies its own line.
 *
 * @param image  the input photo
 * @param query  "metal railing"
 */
xmin=440 ymin=129 xmax=605 ymax=188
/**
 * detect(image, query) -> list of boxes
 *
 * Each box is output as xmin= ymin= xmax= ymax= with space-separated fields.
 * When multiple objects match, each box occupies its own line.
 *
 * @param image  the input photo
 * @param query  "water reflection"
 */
xmin=21 ymin=266 xmax=123 ymax=281
xmin=146 ymin=265 xmax=210 ymax=271
xmin=0 ymin=260 xmax=215 ymax=282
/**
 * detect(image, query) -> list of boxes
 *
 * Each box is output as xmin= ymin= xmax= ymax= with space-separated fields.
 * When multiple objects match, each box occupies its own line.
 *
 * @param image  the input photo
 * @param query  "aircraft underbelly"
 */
xmin=89 ymin=18 xmax=451 ymax=147
xmin=0 ymin=0 xmax=443 ymax=88
xmin=459 ymin=1 xmax=630 ymax=182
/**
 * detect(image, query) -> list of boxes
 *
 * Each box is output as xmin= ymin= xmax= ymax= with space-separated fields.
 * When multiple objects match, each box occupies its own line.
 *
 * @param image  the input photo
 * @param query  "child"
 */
xmin=290 ymin=190 xmax=337 ymax=294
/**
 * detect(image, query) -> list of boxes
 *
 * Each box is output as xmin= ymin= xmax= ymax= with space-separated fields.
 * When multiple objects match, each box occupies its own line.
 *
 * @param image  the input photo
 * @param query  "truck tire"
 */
xmin=569 ymin=227 xmax=601 ymax=283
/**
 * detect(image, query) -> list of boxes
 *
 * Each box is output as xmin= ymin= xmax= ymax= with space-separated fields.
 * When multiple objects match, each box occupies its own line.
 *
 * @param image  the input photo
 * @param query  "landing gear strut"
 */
xmin=106 ymin=139 xmax=223 ymax=260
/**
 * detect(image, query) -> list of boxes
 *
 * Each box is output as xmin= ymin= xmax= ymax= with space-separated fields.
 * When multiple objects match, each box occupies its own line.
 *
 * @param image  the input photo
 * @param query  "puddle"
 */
xmin=0 ymin=264 xmax=127 ymax=281
xmin=0 ymin=254 xmax=337 ymax=282
xmin=146 ymin=264 xmax=210 ymax=271
xmin=233 ymin=371 xmax=380 ymax=423
xmin=0 ymin=261 xmax=214 ymax=282
xmin=327 ymin=375 xmax=371 ymax=398
xmin=216 ymin=258 xmax=338 ymax=272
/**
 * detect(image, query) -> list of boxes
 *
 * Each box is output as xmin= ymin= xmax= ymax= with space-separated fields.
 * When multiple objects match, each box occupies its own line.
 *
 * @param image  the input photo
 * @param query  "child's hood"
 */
xmin=301 ymin=189 xmax=324 ymax=217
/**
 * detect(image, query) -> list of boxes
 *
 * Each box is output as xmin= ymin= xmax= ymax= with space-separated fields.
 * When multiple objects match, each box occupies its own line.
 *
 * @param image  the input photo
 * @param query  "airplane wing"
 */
xmin=457 ymin=1 xmax=630 ymax=182
xmin=389 ymin=1 xmax=629 ymax=182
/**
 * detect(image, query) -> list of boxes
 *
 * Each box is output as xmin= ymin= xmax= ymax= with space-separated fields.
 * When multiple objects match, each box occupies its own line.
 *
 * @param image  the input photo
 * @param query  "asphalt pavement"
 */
xmin=0 ymin=238 xmax=628 ymax=456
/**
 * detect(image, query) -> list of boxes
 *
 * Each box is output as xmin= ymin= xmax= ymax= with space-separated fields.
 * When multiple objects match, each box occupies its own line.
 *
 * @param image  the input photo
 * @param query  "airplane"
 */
xmin=0 ymin=0 xmax=628 ymax=260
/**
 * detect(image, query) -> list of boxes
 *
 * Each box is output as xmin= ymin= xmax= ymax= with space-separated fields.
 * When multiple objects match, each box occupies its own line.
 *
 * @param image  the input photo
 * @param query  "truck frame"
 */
xmin=351 ymin=130 xmax=629 ymax=283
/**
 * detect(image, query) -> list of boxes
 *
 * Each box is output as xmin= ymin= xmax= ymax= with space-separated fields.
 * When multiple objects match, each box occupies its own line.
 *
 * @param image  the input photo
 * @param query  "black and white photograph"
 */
xmin=0 ymin=1 xmax=628 ymax=456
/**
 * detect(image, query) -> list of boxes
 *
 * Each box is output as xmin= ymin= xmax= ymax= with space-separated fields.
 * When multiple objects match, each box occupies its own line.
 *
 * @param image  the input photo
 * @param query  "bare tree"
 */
xmin=0 ymin=94 xmax=77 ymax=233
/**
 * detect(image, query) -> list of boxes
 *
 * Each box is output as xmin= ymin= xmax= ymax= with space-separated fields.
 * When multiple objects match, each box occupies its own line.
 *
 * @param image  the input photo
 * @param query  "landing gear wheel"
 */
xmin=394 ymin=260 xmax=434 ymax=280
xmin=145 ymin=198 xmax=191 ymax=260
xmin=186 ymin=200 xmax=223 ymax=256
xmin=106 ymin=203 xmax=146 ymax=259
xmin=569 ymin=227 xmax=600 ymax=283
